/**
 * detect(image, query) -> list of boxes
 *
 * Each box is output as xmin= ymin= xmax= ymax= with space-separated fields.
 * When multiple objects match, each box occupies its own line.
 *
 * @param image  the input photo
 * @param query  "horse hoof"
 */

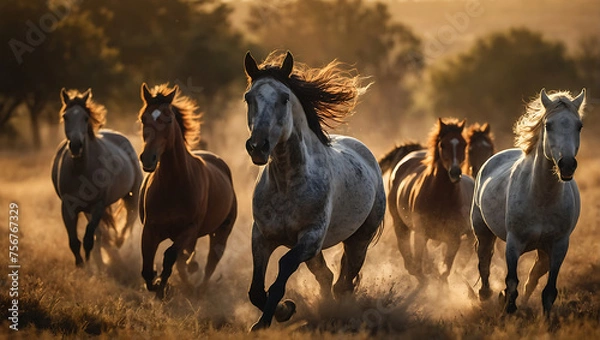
xmin=479 ymin=287 xmax=492 ymax=301
xmin=250 ymin=320 xmax=269 ymax=332
xmin=188 ymin=261 xmax=199 ymax=273
xmin=274 ymin=299 xmax=296 ymax=323
xmin=505 ymin=303 xmax=517 ymax=314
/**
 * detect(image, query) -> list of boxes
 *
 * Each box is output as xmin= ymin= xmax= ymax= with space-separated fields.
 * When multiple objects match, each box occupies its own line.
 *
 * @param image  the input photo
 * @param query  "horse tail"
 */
xmin=378 ymin=142 xmax=423 ymax=174
xmin=100 ymin=200 xmax=125 ymax=248
xmin=369 ymin=218 xmax=385 ymax=247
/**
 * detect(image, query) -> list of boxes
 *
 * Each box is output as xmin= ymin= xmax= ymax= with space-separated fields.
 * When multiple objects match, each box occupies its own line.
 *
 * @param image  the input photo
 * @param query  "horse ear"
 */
xmin=141 ymin=83 xmax=153 ymax=102
xmin=437 ymin=117 xmax=446 ymax=130
xmin=165 ymin=85 xmax=178 ymax=104
xmin=244 ymin=51 xmax=259 ymax=79
xmin=281 ymin=51 xmax=294 ymax=78
xmin=60 ymin=88 xmax=70 ymax=105
xmin=540 ymin=88 xmax=553 ymax=109
xmin=82 ymin=88 xmax=92 ymax=102
xmin=482 ymin=122 xmax=490 ymax=133
xmin=459 ymin=119 xmax=467 ymax=130
xmin=572 ymin=88 xmax=586 ymax=110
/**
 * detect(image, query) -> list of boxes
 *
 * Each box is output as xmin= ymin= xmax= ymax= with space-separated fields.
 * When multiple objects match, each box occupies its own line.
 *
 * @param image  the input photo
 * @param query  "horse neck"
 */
xmin=72 ymin=134 xmax=96 ymax=173
xmin=267 ymin=127 xmax=318 ymax=188
xmin=428 ymin=159 xmax=459 ymax=191
xmin=528 ymin=141 xmax=563 ymax=197
xmin=156 ymin=126 xmax=200 ymax=184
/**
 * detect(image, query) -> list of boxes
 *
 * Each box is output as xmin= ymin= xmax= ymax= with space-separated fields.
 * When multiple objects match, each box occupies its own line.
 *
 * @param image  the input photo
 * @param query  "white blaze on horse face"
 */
xmin=151 ymin=109 xmax=162 ymax=121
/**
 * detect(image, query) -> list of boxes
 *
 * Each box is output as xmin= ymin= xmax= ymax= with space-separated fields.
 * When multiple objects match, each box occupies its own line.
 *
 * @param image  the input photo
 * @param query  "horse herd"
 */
xmin=50 ymin=50 xmax=586 ymax=330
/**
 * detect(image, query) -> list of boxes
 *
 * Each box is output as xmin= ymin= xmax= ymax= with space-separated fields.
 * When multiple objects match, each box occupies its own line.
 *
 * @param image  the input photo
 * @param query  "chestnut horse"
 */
xmin=382 ymin=118 xmax=474 ymax=283
xmin=138 ymin=84 xmax=237 ymax=299
xmin=465 ymin=122 xmax=495 ymax=178
xmin=51 ymin=88 xmax=142 ymax=267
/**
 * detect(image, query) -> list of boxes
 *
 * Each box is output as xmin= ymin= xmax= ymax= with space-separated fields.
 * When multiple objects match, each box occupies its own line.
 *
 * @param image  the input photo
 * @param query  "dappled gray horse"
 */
xmin=52 ymin=88 xmax=142 ymax=267
xmin=244 ymin=51 xmax=385 ymax=331
xmin=471 ymin=89 xmax=585 ymax=317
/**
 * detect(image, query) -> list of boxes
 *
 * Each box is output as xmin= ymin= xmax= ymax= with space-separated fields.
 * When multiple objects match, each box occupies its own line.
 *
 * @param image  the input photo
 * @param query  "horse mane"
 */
xmin=514 ymin=90 xmax=585 ymax=154
xmin=140 ymin=84 xmax=202 ymax=147
xmin=60 ymin=89 xmax=106 ymax=138
xmin=424 ymin=118 xmax=465 ymax=173
xmin=247 ymin=51 xmax=367 ymax=145
xmin=378 ymin=142 xmax=424 ymax=174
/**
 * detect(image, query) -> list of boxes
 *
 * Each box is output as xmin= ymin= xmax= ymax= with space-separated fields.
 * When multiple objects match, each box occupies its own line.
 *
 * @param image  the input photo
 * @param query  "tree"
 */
xmin=247 ymin=0 xmax=423 ymax=134
xmin=424 ymin=28 xmax=581 ymax=134
xmin=0 ymin=0 xmax=122 ymax=149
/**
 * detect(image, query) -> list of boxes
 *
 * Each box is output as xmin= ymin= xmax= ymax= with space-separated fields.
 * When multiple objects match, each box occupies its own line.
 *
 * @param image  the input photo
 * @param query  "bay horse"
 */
xmin=138 ymin=83 xmax=237 ymax=299
xmin=471 ymin=89 xmax=585 ymax=317
xmin=244 ymin=51 xmax=385 ymax=331
xmin=465 ymin=122 xmax=495 ymax=178
xmin=382 ymin=118 xmax=474 ymax=283
xmin=51 ymin=88 xmax=142 ymax=267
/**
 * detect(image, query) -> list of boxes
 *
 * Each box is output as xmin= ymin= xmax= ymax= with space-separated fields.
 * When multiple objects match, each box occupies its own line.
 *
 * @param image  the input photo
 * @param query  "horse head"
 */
xmin=243 ymin=51 xmax=295 ymax=165
xmin=138 ymin=83 xmax=178 ymax=172
xmin=541 ymin=88 xmax=585 ymax=181
xmin=436 ymin=118 xmax=467 ymax=183
xmin=467 ymin=122 xmax=494 ymax=177
xmin=60 ymin=88 xmax=94 ymax=158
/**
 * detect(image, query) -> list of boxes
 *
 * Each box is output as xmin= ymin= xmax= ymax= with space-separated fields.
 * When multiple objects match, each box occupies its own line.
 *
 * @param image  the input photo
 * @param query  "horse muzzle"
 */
xmin=246 ymin=138 xmax=270 ymax=165
xmin=557 ymin=156 xmax=577 ymax=181
xmin=68 ymin=140 xmax=83 ymax=158
xmin=448 ymin=166 xmax=462 ymax=183
xmin=140 ymin=152 xmax=158 ymax=173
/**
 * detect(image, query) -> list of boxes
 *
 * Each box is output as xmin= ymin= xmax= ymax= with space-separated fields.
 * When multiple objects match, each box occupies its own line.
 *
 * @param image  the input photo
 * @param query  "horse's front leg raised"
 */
xmin=503 ymin=233 xmax=525 ymax=313
xmin=251 ymin=226 xmax=324 ymax=331
xmin=542 ymin=237 xmax=569 ymax=317
xmin=61 ymin=202 xmax=83 ymax=267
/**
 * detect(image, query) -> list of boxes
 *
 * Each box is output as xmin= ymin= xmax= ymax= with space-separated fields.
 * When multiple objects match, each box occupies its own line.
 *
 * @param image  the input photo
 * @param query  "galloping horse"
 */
xmin=382 ymin=118 xmax=474 ymax=283
xmin=52 ymin=88 xmax=142 ymax=267
xmin=244 ymin=51 xmax=385 ymax=331
xmin=465 ymin=122 xmax=495 ymax=178
xmin=471 ymin=89 xmax=585 ymax=316
xmin=138 ymin=83 xmax=237 ymax=299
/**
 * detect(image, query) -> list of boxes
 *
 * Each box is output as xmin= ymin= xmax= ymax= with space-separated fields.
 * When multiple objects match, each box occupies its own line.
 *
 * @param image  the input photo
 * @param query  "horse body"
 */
xmin=384 ymin=119 xmax=473 ymax=282
xmin=138 ymin=84 xmax=236 ymax=299
xmin=244 ymin=51 xmax=385 ymax=331
xmin=471 ymin=89 xmax=585 ymax=316
xmin=52 ymin=89 xmax=142 ymax=267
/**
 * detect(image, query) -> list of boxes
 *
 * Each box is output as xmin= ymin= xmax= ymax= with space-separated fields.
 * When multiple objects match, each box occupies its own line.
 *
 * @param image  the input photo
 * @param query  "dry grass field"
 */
xmin=1 ymin=105 xmax=600 ymax=339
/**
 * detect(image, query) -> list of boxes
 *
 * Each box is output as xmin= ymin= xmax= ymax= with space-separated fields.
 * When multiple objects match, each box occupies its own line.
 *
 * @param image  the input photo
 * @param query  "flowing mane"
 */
xmin=246 ymin=51 xmax=366 ymax=145
xmin=515 ymin=90 xmax=585 ymax=154
xmin=60 ymin=89 xmax=106 ymax=137
xmin=424 ymin=118 xmax=465 ymax=173
xmin=140 ymin=84 xmax=202 ymax=147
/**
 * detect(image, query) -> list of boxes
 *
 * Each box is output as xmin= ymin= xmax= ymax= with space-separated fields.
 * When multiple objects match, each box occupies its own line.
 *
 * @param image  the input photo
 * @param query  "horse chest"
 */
xmin=144 ymin=180 xmax=203 ymax=227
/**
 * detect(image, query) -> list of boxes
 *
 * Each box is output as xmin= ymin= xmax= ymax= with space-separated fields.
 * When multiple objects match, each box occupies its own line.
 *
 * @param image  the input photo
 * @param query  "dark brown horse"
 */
xmin=465 ymin=122 xmax=495 ymax=178
xmin=51 ymin=88 xmax=142 ymax=267
xmin=381 ymin=118 xmax=474 ymax=283
xmin=138 ymin=83 xmax=237 ymax=299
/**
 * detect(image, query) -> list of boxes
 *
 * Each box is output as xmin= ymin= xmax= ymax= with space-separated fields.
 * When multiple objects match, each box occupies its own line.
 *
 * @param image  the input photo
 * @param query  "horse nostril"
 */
xmin=245 ymin=139 xmax=255 ymax=153
xmin=259 ymin=139 xmax=270 ymax=153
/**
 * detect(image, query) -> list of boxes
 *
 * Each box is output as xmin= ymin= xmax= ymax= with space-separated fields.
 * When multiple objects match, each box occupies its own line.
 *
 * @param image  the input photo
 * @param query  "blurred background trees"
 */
xmin=0 ymin=0 xmax=598 ymax=149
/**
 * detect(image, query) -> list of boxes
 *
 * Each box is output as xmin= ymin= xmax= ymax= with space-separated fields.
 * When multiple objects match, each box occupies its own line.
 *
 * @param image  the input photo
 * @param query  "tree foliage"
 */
xmin=425 ymin=28 xmax=581 ymax=134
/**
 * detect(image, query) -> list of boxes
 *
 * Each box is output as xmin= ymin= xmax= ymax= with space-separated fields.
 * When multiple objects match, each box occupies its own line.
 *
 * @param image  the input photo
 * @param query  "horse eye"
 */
xmin=578 ymin=123 xmax=583 ymax=132
xmin=545 ymin=122 xmax=553 ymax=131
xmin=243 ymin=93 xmax=250 ymax=103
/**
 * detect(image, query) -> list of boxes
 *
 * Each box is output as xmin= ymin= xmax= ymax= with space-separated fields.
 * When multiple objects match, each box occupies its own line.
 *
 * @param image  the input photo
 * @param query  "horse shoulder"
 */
xmin=51 ymin=140 xmax=69 ymax=197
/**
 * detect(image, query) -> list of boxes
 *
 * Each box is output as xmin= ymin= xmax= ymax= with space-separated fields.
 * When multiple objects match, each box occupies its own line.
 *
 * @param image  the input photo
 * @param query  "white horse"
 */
xmin=471 ymin=89 xmax=585 ymax=317
xmin=243 ymin=51 xmax=386 ymax=331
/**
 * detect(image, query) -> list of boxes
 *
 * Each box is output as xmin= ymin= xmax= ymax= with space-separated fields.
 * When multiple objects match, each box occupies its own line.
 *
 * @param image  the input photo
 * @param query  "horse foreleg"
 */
xmin=248 ymin=223 xmax=275 ymax=312
xmin=413 ymin=232 xmax=428 ymax=284
xmin=542 ymin=237 xmax=569 ymax=318
xmin=306 ymin=252 xmax=333 ymax=300
xmin=523 ymin=250 xmax=549 ymax=304
xmin=61 ymin=203 xmax=83 ymax=267
xmin=503 ymin=233 xmax=525 ymax=314
xmin=141 ymin=225 xmax=160 ymax=292
xmin=440 ymin=238 xmax=461 ymax=281
xmin=120 ymin=192 xmax=139 ymax=248
xmin=472 ymin=204 xmax=495 ymax=300
xmin=393 ymin=217 xmax=417 ymax=276
xmin=251 ymin=227 xmax=323 ymax=331
xmin=83 ymin=202 xmax=104 ymax=262
xmin=156 ymin=244 xmax=178 ymax=299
